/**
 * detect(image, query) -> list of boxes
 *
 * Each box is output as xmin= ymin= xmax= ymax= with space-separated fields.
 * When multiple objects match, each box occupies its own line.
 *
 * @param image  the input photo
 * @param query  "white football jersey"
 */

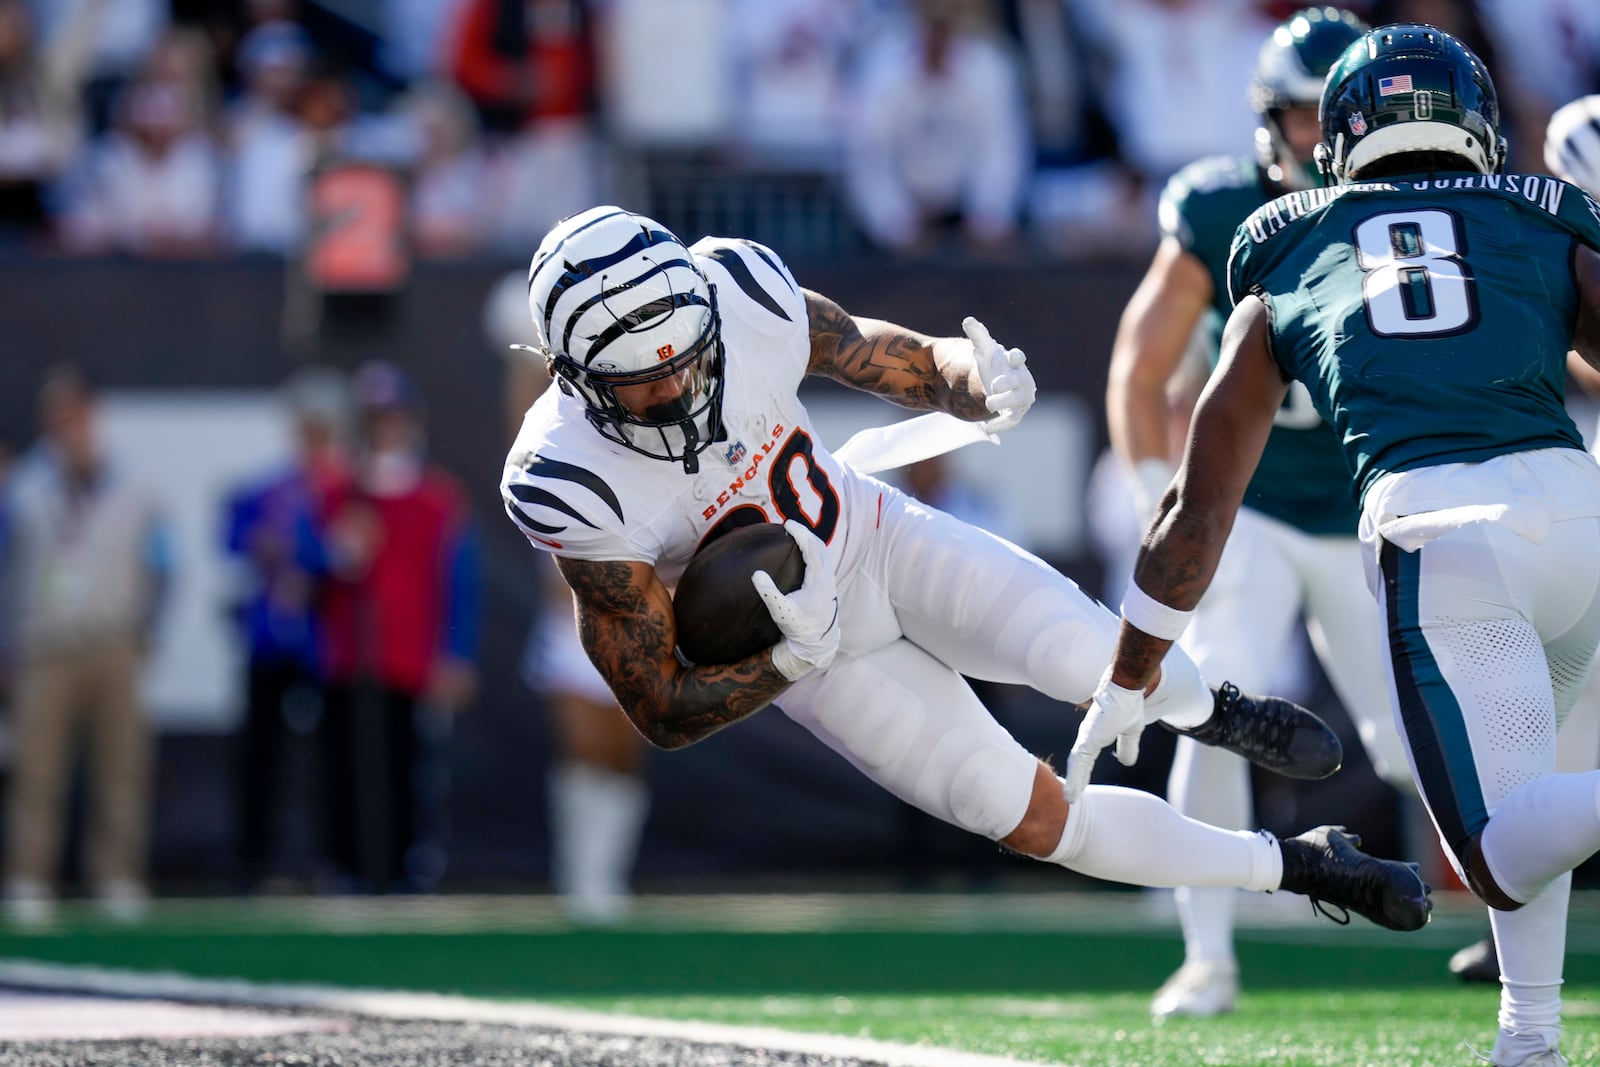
xmin=501 ymin=236 xmax=880 ymax=589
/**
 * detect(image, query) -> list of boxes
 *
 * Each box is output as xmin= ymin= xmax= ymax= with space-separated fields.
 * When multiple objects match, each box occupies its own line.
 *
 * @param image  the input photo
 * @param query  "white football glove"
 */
xmin=1062 ymin=669 xmax=1147 ymax=802
xmin=752 ymin=520 xmax=842 ymax=681
xmin=963 ymin=316 xmax=1036 ymax=434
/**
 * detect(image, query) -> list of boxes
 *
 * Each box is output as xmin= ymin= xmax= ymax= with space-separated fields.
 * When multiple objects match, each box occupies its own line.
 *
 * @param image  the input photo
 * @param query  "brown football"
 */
xmin=673 ymin=522 xmax=806 ymax=666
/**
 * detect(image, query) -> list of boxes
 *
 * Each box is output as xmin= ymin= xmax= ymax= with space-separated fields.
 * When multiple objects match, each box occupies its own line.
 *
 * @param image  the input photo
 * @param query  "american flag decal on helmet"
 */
xmin=1378 ymin=75 xmax=1413 ymax=96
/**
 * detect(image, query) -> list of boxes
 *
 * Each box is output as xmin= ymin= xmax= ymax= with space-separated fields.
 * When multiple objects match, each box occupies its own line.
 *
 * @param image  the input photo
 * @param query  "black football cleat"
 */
xmin=1164 ymin=683 xmax=1343 ymax=780
xmin=1277 ymin=825 xmax=1433 ymax=932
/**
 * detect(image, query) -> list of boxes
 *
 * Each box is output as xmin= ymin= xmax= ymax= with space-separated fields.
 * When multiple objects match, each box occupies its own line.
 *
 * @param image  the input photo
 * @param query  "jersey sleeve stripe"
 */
xmin=507 ymin=481 xmax=602 ymax=532
xmin=739 ymin=239 xmax=798 ymax=294
xmin=513 ymin=453 xmax=626 ymax=523
xmin=701 ymin=245 xmax=793 ymax=321
xmin=504 ymin=495 xmax=566 ymax=536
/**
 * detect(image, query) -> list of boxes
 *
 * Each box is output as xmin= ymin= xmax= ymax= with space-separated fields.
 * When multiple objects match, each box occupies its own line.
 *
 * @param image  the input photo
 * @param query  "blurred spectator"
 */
xmin=724 ymin=0 xmax=858 ymax=170
xmin=59 ymin=77 xmax=225 ymax=256
xmin=27 ymin=0 xmax=169 ymax=133
xmin=0 ymin=367 xmax=172 ymax=927
xmin=231 ymin=55 xmax=415 ymax=258
xmin=844 ymin=0 xmax=1031 ymax=257
xmin=0 ymin=0 xmax=84 ymax=245
xmin=1005 ymin=0 xmax=1094 ymax=166
xmin=380 ymin=0 xmax=459 ymax=84
xmin=222 ymin=365 xmax=350 ymax=893
xmin=318 ymin=360 xmax=479 ymax=893
xmin=486 ymin=272 xmax=647 ymax=923
xmin=1068 ymin=0 xmax=1273 ymax=190
xmin=142 ymin=25 xmax=222 ymax=130
xmin=224 ymin=19 xmax=313 ymax=253
xmin=447 ymin=0 xmax=603 ymax=252
xmin=393 ymin=80 xmax=488 ymax=258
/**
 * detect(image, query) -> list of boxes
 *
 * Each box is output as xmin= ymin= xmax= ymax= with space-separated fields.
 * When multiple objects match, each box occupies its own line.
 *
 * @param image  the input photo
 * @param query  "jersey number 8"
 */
xmin=1354 ymin=209 xmax=1478 ymax=337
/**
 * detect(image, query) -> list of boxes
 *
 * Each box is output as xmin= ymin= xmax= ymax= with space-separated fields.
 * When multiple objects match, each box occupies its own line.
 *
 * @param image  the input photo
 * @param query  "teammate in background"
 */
xmin=1080 ymin=27 xmax=1600 ymax=1067
xmin=485 ymin=271 xmax=649 ymax=924
xmin=1105 ymin=7 xmax=1417 ymax=1018
xmin=500 ymin=205 xmax=1433 ymax=931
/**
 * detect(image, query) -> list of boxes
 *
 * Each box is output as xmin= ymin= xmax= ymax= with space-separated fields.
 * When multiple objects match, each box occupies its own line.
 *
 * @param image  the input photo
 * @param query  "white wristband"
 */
xmin=1121 ymin=582 xmax=1194 ymax=641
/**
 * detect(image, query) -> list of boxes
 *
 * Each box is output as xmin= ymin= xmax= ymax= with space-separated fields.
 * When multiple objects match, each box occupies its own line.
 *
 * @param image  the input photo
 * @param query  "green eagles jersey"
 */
xmin=1228 ymin=171 xmax=1600 ymax=505
xmin=1162 ymin=156 xmax=1359 ymax=535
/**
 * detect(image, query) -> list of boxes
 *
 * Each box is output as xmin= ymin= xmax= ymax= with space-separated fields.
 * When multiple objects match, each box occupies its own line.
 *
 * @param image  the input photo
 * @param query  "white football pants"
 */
xmin=781 ymin=483 xmax=1210 ymax=841
xmin=1375 ymin=510 xmax=1600 ymax=1053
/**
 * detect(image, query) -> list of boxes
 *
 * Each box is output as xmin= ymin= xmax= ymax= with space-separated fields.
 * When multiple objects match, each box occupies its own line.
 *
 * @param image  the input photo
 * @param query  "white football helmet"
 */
xmin=1545 ymin=95 xmax=1600 ymax=197
xmin=527 ymin=206 xmax=725 ymax=473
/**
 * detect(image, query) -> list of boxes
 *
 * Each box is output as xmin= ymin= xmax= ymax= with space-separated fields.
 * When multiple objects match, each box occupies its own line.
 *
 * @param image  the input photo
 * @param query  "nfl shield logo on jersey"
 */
xmin=1349 ymin=111 xmax=1367 ymax=136
xmin=725 ymin=440 xmax=747 ymax=466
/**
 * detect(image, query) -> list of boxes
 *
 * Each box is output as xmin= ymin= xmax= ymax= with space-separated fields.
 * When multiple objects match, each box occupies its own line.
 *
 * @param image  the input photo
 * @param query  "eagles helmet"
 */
xmin=1249 ymin=7 xmax=1369 ymax=189
xmin=1317 ymin=23 xmax=1505 ymax=185
xmin=527 ymin=206 xmax=725 ymax=474
xmin=1545 ymin=94 xmax=1600 ymax=196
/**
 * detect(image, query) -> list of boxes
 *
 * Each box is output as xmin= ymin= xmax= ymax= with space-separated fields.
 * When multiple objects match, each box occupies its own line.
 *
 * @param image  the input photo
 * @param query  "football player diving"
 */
xmin=500 ymin=205 xmax=1431 ymax=929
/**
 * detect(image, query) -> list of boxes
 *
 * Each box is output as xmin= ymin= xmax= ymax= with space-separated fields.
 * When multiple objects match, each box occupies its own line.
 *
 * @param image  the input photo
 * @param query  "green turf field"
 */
xmin=0 ymin=892 xmax=1595 ymax=1066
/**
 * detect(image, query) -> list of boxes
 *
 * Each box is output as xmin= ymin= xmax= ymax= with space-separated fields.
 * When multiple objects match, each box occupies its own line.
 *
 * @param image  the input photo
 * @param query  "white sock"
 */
xmin=1046 ymin=783 xmax=1280 ymax=892
xmin=1167 ymin=738 xmax=1251 ymax=965
xmin=1490 ymin=873 xmax=1569 ymax=1065
xmin=1480 ymin=770 xmax=1600 ymax=901
xmin=548 ymin=763 xmax=649 ymax=921
xmin=1145 ymin=652 xmax=1212 ymax=730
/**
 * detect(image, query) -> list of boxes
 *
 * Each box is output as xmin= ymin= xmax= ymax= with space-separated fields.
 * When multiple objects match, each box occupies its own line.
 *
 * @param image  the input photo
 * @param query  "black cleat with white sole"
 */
xmin=1278 ymin=825 xmax=1433 ymax=932
xmin=1165 ymin=683 xmax=1343 ymax=780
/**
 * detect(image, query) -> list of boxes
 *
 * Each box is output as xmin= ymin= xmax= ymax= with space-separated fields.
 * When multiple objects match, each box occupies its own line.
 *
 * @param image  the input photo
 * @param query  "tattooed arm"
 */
xmin=1111 ymin=295 xmax=1287 ymax=689
xmin=554 ymin=555 xmax=792 ymax=749
xmin=803 ymin=289 xmax=993 ymax=421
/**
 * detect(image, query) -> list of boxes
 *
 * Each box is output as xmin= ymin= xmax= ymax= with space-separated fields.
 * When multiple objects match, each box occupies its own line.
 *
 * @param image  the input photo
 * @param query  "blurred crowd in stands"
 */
xmin=0 ymin=0 xmax=1592 ymax=265
xmin=0 ymin=360 xmax=482 ymax=924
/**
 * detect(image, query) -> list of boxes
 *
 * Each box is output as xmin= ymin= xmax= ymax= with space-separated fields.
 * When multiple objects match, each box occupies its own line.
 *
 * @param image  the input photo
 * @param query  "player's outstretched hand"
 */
xmin=1063 ymin=669 xmax=1147 ymax=802
xmin=963 ymin=316 xmax=1036 ymax=434
xmin=752 ymin=520 xmax=841 ymax=681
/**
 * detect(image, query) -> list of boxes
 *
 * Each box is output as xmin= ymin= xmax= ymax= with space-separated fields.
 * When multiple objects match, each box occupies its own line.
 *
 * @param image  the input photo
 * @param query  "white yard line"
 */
xmin=0 ymin=988 xmax=345 ymax=1041
xmin=0 ymin=960 xmax=1043 ymax=1067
